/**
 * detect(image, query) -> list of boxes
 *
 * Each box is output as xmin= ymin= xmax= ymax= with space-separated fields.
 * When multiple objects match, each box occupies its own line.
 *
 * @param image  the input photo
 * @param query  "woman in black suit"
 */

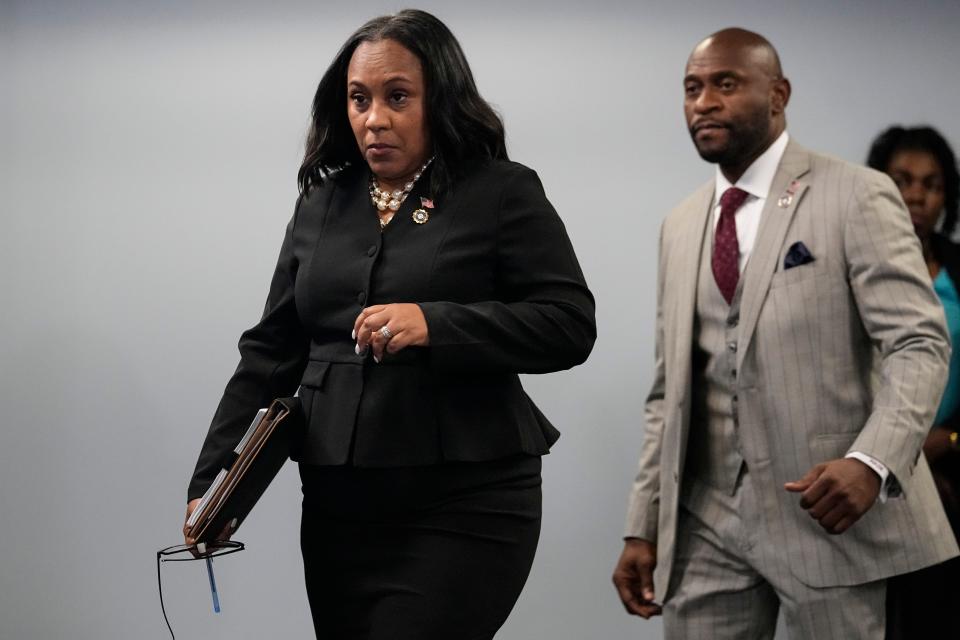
xmin=183 ymin=9 xmax=595 ymax=639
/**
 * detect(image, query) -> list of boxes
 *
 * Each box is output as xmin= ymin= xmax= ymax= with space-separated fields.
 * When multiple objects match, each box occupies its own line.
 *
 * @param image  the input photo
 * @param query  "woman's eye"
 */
xmin=390 ymin=92 xmax=408 ymax=104
xmin=350 ymin=94 xmax=367 ymax=106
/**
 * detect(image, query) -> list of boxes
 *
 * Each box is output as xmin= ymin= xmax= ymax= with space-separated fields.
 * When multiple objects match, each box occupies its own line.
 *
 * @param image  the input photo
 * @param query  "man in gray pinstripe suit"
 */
xmin=613 ymin=28 xmax=956 ymax=639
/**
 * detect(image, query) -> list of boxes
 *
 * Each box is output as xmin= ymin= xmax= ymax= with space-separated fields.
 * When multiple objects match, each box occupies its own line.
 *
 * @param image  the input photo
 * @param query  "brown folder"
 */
xmin=186 ymin=397 xmax=302 ymax=544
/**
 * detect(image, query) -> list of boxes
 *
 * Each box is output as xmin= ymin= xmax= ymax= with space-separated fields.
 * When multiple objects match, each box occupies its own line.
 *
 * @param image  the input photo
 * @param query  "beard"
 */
xmin=690 ymin=103 xmax=772 ymax=168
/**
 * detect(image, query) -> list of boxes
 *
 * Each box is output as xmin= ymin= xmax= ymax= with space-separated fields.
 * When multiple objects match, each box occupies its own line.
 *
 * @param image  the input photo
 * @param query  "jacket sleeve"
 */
xmin=624 ymin=223 xmax=667 ymax=541
xmin=187 ymin=198 xmax=311 ymax=500
xmin=418 ymin=166 xmax=596 ymax=374
xmin=845 ymin=170 xmax=952 ymax=493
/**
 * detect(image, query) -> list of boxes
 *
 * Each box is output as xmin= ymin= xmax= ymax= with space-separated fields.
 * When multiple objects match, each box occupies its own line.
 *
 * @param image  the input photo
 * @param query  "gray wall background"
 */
xmin=2 ymin=1 xmax=959 ymax=638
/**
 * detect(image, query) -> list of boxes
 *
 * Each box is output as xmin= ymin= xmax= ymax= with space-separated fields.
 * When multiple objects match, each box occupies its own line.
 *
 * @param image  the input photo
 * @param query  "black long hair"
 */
xmin=297 ymin=9 xmax=508 ymax=197
xmin=867 ymin=125 xmax=959 ymax=237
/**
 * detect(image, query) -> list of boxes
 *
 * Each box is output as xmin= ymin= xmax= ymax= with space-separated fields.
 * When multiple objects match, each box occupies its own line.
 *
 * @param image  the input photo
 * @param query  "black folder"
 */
xmin=186 ymin=397 xmax=302 ymax=544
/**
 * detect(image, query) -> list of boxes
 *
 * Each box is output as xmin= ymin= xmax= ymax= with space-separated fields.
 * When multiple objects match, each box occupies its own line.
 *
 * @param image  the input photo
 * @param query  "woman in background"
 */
xmin=868 ymin=125 xmax=960 ymax=640
xmin=183 ymin=10 xmax=595 ymax=639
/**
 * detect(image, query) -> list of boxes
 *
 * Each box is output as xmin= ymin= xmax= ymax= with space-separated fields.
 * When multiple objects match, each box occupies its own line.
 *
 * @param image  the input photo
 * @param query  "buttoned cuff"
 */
xmin=846 ymin=451 xmax=894 ymax=503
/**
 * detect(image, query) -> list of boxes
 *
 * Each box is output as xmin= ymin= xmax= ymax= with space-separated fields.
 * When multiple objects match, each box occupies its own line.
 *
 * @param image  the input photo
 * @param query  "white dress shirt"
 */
xmin=713 ymin=131 xmax=893 ymax=501
xmin=712 ymin=131 xmax=790 ymax=272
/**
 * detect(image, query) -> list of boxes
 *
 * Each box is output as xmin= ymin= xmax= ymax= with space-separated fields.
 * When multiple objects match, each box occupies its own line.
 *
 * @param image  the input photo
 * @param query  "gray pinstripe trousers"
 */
xmin=663 ymin=469 xmax=885 ymax=640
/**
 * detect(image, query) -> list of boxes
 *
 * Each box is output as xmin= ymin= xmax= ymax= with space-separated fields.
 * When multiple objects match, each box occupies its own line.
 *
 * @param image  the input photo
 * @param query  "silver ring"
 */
xmin=378 ymin=325 xmax=393 ymax=340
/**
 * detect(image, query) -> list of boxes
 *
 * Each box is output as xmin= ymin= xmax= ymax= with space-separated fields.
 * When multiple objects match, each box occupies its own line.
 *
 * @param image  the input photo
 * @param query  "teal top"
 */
xmin=934 ymin=268 xmax=960 ymax=426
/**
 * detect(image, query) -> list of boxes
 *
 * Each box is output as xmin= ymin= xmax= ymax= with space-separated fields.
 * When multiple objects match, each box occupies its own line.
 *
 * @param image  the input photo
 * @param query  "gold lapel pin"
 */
xmin=412 ymin=196 xmax=434 ymax=225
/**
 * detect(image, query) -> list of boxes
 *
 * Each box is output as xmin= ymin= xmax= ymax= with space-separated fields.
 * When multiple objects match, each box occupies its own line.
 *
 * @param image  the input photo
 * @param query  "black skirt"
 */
xmin=299 ymin=455 xmax=542 ymax=640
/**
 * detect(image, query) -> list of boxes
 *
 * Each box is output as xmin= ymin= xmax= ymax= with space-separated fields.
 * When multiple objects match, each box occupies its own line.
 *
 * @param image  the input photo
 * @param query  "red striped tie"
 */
xmin=712 ymin=187 xmax=749 ymax=304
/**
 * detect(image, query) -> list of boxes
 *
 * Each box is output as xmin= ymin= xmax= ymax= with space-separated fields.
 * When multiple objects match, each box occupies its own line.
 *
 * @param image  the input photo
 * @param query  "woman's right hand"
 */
xmin=183 ymin=498 xmax=202 ymax=546
xmin=183 ymin=498 xmax=238 ymax=552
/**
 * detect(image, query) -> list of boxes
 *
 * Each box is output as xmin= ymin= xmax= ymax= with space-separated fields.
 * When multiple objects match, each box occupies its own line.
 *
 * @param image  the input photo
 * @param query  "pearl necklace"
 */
xmin=369 ymin=157 xmax=434 ymax=228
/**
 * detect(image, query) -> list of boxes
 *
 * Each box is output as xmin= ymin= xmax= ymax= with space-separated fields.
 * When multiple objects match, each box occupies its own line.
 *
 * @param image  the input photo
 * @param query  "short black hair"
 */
xmin=867 ymin=125 xmax=958 ymax=237
xmin=298 ymin=9 xmax=507 ymax=197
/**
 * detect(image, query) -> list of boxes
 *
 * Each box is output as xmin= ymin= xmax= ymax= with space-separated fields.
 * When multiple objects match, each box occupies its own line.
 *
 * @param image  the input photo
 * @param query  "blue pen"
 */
xmin=205 ymin=556 xmax=221 ymax=613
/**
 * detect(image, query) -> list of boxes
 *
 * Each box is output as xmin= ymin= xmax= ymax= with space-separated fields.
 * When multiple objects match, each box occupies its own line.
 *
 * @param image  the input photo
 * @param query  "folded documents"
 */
xmin=186 ymin=398 xmax=301 ymax=543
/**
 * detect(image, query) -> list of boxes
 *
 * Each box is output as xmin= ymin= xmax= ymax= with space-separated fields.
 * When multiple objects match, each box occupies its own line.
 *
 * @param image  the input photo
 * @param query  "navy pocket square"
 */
xmin=784 ymin=241 xmax=815 ymax=269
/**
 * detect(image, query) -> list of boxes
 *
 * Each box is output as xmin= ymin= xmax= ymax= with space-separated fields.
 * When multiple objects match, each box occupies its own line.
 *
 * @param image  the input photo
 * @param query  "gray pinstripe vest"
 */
xmin=685 ymin=214 xmax=747 ymax=495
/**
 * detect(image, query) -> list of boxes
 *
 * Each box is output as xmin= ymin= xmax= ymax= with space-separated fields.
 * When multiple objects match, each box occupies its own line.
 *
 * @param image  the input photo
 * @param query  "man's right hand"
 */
xmin=612 ymin=538 xmax=662 ymax=618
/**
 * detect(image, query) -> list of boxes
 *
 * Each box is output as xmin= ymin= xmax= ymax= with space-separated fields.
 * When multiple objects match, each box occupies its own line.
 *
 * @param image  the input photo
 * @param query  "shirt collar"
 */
xmin=714 ymin=131 xmax=790 ymax=203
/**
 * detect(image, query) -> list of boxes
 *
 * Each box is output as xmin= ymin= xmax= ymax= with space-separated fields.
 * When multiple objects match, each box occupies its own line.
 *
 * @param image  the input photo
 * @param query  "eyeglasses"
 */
xmin=156 ymin=540 xmax=245 ymax=639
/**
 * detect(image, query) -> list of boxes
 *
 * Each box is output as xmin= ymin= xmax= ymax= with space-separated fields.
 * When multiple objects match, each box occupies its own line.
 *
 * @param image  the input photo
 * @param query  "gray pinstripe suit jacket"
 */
xmin=625 ymin=140 xmax=957 ymax=596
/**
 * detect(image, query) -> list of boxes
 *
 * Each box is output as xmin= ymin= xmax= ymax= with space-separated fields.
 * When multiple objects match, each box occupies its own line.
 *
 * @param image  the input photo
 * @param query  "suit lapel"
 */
xmin=670 ymin=182 xmax=713 ymax=418
xmin=736 ymin=141 xmax=811 ymax=370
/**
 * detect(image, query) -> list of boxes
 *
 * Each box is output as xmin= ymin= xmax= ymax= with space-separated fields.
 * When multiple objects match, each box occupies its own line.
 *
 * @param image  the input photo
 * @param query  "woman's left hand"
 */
xmin=353 ymin=303 xmax=430 ymax=362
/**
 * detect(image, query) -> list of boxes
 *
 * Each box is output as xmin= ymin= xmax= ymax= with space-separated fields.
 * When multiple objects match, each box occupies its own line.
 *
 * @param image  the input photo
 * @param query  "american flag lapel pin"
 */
xmin=412 ymin=197 xmax=434 ymax=225
xmin=778 ymin=180 xmax=800 ymax=208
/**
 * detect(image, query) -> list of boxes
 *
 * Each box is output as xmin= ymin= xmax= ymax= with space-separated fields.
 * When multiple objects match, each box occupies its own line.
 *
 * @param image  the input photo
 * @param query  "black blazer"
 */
xmin=189 ymin=160 xmax=596 ymax=499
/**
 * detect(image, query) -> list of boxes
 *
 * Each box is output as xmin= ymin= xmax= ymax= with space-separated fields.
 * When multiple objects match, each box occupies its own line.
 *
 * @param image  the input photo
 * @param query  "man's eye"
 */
xmin=719 ymin=80 xmax=736 ymax=91
xmin=684 ymin=85 xmax=699 ymax=96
